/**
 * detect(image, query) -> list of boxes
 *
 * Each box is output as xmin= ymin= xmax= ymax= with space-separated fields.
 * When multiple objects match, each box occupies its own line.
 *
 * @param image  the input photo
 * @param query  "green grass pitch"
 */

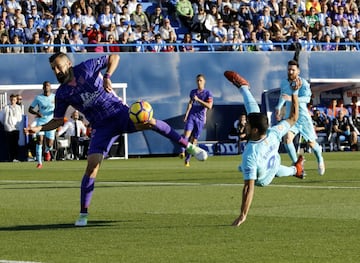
xmin=0 ymin=152 xmax=360 ymax=263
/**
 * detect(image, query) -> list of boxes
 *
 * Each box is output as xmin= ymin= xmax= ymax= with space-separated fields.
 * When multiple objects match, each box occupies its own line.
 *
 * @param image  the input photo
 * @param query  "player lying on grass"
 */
xmin=224 ymin=70 xmax=304 ymax=227
xmin=24 ymin=52 xmax=208 ymax=227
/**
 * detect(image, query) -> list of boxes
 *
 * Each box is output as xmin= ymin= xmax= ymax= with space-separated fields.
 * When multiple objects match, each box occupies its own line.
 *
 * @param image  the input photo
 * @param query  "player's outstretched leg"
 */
xmin=151 ymin=119 xmax=208 ymax=161
xmin=224 ymin=70 xmax=260 ymax=114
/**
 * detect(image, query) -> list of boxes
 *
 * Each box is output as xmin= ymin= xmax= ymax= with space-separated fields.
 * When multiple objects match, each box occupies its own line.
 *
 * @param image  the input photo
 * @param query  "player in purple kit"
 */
xmin=180 ymin=74 xmax=213 ymax=167
xmin=24 ymin=52 xmax=208 ymax=227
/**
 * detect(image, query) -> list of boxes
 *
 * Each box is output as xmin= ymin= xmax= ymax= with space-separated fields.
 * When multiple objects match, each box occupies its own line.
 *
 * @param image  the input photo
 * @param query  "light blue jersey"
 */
xmin=241 ymin=120 xmax=291 ymax=186
xmin=276 ymin=78 xmax=316 ymax=142
xmin=30 ymin=93 xmax=55 ymax=125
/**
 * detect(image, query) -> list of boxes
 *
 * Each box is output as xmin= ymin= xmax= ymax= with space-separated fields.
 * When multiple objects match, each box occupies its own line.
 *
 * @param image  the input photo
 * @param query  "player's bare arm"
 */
xmin=24 ymin=118 xmax=64 ymax=135
xmin=232 ymin=179 xmax=255 ymax=227
xmin=285 ymin=93 xmax=299 ymax=126
xmin=28 ymin=106 xmax=42 ymax=118
xmin=103 ymin=54 xmax=120 ymax=93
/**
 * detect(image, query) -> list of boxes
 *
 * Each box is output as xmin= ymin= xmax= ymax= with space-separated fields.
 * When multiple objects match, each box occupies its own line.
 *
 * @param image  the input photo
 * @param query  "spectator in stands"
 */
xmin=1 ymin=10 xmax=11 ymax=29
xmin=249 ymin=0 xmax=268 ymax=16
xmin=130 ymin=3 xmax=150 ymax=32
xmin=322 ymin=16 xmax=339 ymax=40
xmin=104 ymin=22 xmax=119 ymax=41
xmin=55 ymin=6 xmax=71 ymax=28
xmin=305 ymin=7 xmax=320 ymax=29
xmin=24 ymin=17 xmax=36 ymax=43
xmin=327 ymin=99 xmax=340 ymax=120
xmin=275 ymin=4 xmax=290 ymax=25
xmin=127 ymin=0 xmax=139 ymax=15
xmin=159 ymin=17 xmax=176 ymax=42
xmin=180 ymin=32 xmax=194 ymax=52
xmin=71 ymin=7 xmax=84 ymax=27
xmin=3 ymin=93 xmax=22 ymax=162
xmin=88 ymin=31 xmax=106 ymax=52
xmin=309 ymin=20 xmax=322 ymax=38
xmin=135 ymin=30 xmax=153 ymax=52
xmin=342 ymin=29 xmax=357 ymax=51
xmin=98 ymin=3 xmax=115 ymax=31
xmin=246 ymin=30 xmax=260 ymax=51
xmin=333 ymin=5 xmax=348 ymax=25
xmin=106 ymin=33 xmax=120 ymax=52
xmin=208 ymin=18 xmax=227 ymax=50
xmin=42 ymin=32 xmax=54 ymax=53
xmin=114 ymin=0 xmax=126 ymax=14
xmin=54 ymin=29 xmax=71 ymax=53
xmin=86 ymin=23 xmax=102 ymax=43
xmin=282 ymin=16 xmax=297 ymax=39
xmin=9 ymin=19 xmax=26 ymax=43
xmin=191 ymin=6 xmax=207 ymax=41
xmin=82 ymin=5 xmax=96 ymax=31
xmin=330 ymin=110 xmax=358 ymax=151
xmin=0 ymin=19 xmax=8 ymax=37
xmin=11 ymin=34 xmax=24 ymax=53
xmin=116 ymin=18 xmax=132 ymax=38
xmin=227 ymin=29 xmax=243 ymax=51
xmin=237 ymin=4 xmax=253 ymax=27
xmin=149 ymin=5 xmax=164 ymax=33
xmin=118 ymin=31 xmax=135 ymax=52
xmin=321 ymin=33 xmax=337 ymax=51
xmin=288 ymin=30 xmax=304 ymax=50
xmin=305 ymin=0 xmax=321 ymax=15
xmin=290 ymin=3 xmax=304 ymax=26
xmin=302 ymin=31 xmax=317 ymax=51
xmin=152 ymin=33 xmax=166 ymax=52
xmin=258 ymin=6 xmax=273 ymax=30
xmin=272 ymin=29 xmax=286 ymax=51
xmin=227 ymin=20 xmax=245 ymax=42
xmin=312 ymin=109 xmax=331 ymax=137
xmin=10 ymin=8 xmax=26 ymax=28
xmin=57 ymin=110 xmax=87 ymax=160
xmin=259 ymin=30 xmax=274 ymax=51
xmin=71 ymin=0 xmax=89 ymax=15
xmin=52 ymin=17 xmax=66 ymax=37
xmin=164 ymin=30 xmax=178 ymax=52
xmin=70 ymin=31 xmax=86 ymax=52
xmin=117 ymin=5 xmax=131 ymax=24
xmin=5 ymin=0 xmax=21 ymax=15
xmin=348 ymin=6 xmax=360 ymax=27
xmin=220 ymin=5 xmax=237 ymax=29
xmin=176 ymin=0 xmax=194 ymax=32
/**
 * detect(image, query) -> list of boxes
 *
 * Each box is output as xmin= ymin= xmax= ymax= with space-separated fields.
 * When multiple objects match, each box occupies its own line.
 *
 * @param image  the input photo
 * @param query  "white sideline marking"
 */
xmin=1 ymin=180 xmax=360 ymax=189
xmin=0 ymin=261 xmax=42 ymax=263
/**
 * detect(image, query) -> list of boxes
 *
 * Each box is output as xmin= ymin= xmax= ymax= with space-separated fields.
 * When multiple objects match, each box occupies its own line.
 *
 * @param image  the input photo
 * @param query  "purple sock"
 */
xmin=153 ymin=120 xmax=188 ymax=148
xmin=80 ymin=175 xmax=95 ymax=214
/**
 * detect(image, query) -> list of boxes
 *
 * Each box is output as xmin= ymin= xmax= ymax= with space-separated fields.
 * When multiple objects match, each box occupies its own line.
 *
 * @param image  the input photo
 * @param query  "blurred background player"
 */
xmin=224 ymin=70 xmax=303 ymax=227
xmin=25 ymin=52 xmax=208 ymax=227
xmin=180 ymin=74 xmax=213 ymax=167
xmin=28 ymin=81 xmax=55 ymax=168
xmin=275 ymin=59 xmax=325 ymax=176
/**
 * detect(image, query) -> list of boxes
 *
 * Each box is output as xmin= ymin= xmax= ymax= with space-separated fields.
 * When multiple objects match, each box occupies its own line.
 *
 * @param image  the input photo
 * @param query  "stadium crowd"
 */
xmin=1 ymin=0 xmax=360 ymax=53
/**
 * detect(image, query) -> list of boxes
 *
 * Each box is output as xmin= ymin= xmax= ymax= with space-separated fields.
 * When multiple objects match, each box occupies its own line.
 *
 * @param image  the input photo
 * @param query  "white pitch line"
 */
xmin=0 ymin=261 xmax=42 ymax=263
xmin=1 ymin=180 xmax=360 ymax=189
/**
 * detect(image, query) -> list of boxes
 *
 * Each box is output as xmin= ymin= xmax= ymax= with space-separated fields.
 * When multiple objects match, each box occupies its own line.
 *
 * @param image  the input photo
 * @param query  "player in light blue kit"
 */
xmin=275 ymin=60 xmax=325 ymax=176
xmin=224 ymin=70 xmax=304 ymax=227
xmin=28 ymin=81 xmax=55 ymax=168
xmin=180 ymin=74 xmax=213 ymax=167
xmin=25 ymin=52 xmax=208 ymax=227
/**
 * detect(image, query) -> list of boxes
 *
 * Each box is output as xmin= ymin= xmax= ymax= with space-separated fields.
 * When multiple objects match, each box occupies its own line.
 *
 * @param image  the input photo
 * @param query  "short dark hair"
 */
xmin=247 ymin=113 xmax=268 ymax=135
xmin=288 ymin=59 xmax=299 ymax=67
xmin=49 ymin=52 xmax=67 ymax=63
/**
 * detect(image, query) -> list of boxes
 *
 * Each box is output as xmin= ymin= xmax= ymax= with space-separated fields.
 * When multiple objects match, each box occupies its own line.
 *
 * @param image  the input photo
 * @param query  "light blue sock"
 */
xmin=276 ymin=165 xmax=296 ymax=177
xmin=238 ymin=86 xmax=260 ymax=113
xmin=285 ymin=143 xmax=298 ymax=164
xmin=312 ymin=142 xmax=323 ymax=163
xmin=36 ymin=144 xmax=43 ymax=164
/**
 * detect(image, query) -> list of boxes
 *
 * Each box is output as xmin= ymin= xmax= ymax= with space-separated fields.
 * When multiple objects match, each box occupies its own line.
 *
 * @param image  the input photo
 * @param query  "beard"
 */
xmin=56 ymin=67 xmax=74 ymax=84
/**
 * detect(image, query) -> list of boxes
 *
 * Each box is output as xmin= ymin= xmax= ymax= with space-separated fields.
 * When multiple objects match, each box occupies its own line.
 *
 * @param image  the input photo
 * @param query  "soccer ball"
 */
xmin=129 ymin=100 xmax=154 ymax=123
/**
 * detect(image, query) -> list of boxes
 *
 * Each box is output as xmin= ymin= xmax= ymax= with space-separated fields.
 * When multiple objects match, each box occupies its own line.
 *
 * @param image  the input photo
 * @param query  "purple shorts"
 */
xmin=87 ymin=110 xmax=136 ymax=156
xmin=184 ymin=115 xmax=205 ymax=139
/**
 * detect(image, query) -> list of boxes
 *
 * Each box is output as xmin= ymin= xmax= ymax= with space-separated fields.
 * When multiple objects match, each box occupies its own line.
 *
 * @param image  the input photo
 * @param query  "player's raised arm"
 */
xmin=103 ymin=54 xmax=120 ymax=93
xmin=286 ymin=91 xmax=299 ymax=126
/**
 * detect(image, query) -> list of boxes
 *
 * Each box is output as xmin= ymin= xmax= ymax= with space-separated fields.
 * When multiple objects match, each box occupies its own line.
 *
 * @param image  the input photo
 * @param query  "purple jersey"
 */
xmin=54 ymin=56 xmax=127 ymax=126
xmin=188 ymin=88 xmax=213 ymax=122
